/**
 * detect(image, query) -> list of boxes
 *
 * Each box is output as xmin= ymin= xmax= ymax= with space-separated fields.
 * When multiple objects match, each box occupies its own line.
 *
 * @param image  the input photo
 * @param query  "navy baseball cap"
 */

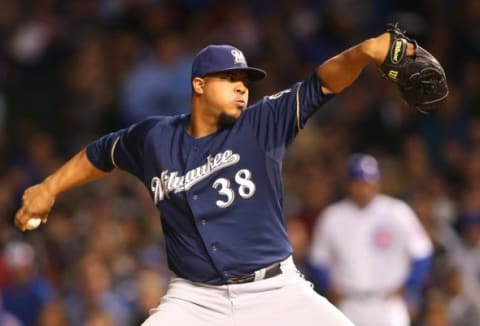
xmin=191 ymin=45 xmax=266 ymax=81
xmin=347 ymin=153 xmax=381 ymax=182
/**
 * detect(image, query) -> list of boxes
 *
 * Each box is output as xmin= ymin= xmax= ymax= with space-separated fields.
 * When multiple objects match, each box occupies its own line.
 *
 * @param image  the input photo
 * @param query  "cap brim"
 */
xmin=348 ymin=171 xmax=381 ymax=183
xmin=209 ymin=67 xmax=267 ymax=81
xmin=243 ymin=67 xmax=267 ymax=81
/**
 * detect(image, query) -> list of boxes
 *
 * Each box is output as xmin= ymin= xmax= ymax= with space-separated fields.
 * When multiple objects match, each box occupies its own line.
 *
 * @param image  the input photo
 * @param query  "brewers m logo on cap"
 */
xmin=231 ymin=49 xmax=247 ymax=65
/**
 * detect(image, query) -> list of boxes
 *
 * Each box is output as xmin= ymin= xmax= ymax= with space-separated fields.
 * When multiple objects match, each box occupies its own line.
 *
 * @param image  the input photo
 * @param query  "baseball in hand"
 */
xmin=26 ymin=217 xmax=42 ymax=230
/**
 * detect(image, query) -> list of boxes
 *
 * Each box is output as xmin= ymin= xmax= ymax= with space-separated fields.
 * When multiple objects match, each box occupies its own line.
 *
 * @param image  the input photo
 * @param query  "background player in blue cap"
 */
xmin=309 ymin=153 xmax=433 ymax=326
xmin=15 ymin=30 xmax=422 ymax=325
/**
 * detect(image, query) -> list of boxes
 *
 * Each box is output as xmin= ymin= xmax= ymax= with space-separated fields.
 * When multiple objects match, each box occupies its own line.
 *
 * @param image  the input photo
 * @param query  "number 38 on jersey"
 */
xmin=213 ymin=169 xmax=256 ymax=208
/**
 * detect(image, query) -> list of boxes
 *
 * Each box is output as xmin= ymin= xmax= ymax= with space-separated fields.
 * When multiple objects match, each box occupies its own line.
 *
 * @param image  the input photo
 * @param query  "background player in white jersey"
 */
xmin=13 ymin=26 xmax=444 ymax=325
xmin=309 ymin=153 xmax=434 ymax=326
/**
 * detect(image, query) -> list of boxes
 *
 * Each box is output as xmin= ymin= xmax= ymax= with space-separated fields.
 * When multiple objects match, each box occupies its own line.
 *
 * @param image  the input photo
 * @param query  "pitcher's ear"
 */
xmin=192 ymin=77 xmax=205 ymax=94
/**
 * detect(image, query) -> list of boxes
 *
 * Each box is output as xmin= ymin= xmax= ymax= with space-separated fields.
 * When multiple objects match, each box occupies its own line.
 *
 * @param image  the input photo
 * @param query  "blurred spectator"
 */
xmin=58 ymin=36 xmax=118 ymax=151
xmin=442 ymin=265 xmax=480 ymax=326
xmin=286 ymin=217 xmax=310 ymax=274
xmin=415 ymin=83 xmax=468 ymax=178
xmin=85 ymin=309 xmax=114 ymax=326
xmin=119 ymin=31 xmax=193 ymax=124
xmin=7 ymin=1 xmax=57 ymax=67
xmin=445 ymin=211 xmax=480 ymax=316
xmin=421 ymin=290 xmax=450 ymax=326
xmin=37 ymin=300 xmax=69 ymax=326
xmin=130 ymin=269 xmax=168 ymax=325
xmin=1 ymin=241 xmax=55 ymax=326
xmin=286 ymin=152 xmax=336 ymax=241
xmin=65 ymin=251 xmax=132 ymax=326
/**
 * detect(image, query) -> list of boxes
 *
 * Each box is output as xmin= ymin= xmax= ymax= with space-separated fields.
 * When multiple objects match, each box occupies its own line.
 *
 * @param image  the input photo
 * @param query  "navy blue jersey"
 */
xmin=86 ymin=72 xmax=332 ymax=284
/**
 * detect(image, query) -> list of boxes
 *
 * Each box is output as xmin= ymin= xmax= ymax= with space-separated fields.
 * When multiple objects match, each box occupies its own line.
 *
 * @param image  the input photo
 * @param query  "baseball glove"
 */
xmin=380 ymin=23 xmax=449 ymax=113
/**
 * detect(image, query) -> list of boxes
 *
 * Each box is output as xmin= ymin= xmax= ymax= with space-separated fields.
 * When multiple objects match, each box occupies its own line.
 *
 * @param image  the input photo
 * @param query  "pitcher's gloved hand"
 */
xmin=379 ymin=23 xmax=449 ymax=113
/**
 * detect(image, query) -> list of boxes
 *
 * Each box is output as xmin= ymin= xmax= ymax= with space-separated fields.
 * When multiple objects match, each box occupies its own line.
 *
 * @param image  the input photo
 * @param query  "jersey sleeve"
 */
xmin=85 ymin=117 xmax=159 ymax=178
xmin=398 ymin=203 xmax=434 ymax=259
xmin=243 ymin=72 xmax=333 ymax=154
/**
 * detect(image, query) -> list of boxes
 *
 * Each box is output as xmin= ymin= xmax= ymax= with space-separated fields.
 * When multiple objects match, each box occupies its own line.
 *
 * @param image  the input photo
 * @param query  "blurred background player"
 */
xmin=309 ymin=153 xmax=433 ymax=326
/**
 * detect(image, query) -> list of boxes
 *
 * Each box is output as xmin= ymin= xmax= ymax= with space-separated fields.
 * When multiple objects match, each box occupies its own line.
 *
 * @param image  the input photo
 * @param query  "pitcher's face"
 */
xmin=200 ymin=70 xmax=249 ymax=124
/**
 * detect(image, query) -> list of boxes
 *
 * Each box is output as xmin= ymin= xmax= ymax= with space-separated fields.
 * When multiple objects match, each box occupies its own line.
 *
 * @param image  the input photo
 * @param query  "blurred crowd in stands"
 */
xmin=0 ymin=0 xmax=480 ymax=325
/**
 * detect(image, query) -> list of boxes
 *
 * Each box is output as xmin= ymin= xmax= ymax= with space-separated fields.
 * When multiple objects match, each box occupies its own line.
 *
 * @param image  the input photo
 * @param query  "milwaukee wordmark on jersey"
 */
xmin=151 ymin=150 xmax=241 ymax=203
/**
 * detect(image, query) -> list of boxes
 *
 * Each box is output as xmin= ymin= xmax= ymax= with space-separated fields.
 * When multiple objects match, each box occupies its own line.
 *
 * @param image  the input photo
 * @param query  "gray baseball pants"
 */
xmin=142 ymin=256 xmax=354 ymax=326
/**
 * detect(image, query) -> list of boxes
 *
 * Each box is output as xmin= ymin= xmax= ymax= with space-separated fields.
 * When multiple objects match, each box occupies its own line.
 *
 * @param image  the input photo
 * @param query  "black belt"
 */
xmin=225 ymin=262 xmax=283 ymax=284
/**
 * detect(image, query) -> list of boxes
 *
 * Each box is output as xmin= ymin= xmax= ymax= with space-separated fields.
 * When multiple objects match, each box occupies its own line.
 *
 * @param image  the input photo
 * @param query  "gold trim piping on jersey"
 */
xmin=110 ymin=136 xmax=120 ymax=168
xmin=296 ymin=85 xmax=302 ymax=131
